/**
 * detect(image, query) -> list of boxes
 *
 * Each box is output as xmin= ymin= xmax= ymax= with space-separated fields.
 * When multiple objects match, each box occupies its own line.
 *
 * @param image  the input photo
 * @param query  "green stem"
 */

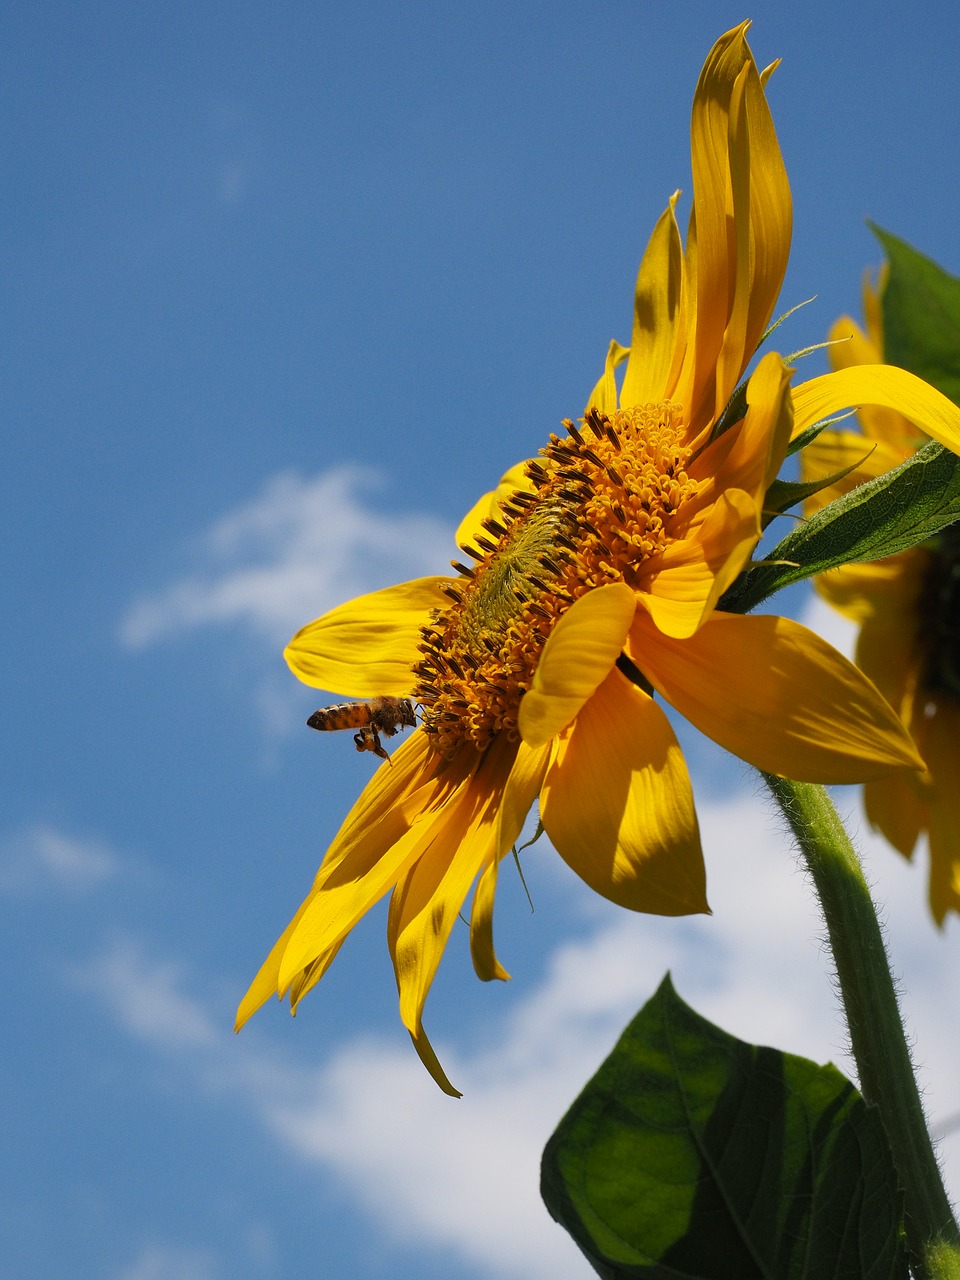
xmin=761 ymin=774 xmax=960 ymax=1279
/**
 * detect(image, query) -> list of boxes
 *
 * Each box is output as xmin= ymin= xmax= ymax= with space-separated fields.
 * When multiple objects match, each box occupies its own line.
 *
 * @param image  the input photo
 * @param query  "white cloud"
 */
xmin=70 ymin=938 xmax=220 ymax=1051
xmin=119 ymin=466 xmax=453 ymax=649
xmin=70 ymin=793 xmax=960 ymax=1280
xmin=113 ymin=1244 xmax=221 ymax=1280
xmin=0 ymin=823 xmax=123 ymax=894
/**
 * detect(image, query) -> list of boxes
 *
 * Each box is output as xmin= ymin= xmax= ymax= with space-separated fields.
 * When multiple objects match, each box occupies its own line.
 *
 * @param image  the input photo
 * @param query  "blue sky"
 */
xmin=3 ymin=4 xmax=960 ymax=1277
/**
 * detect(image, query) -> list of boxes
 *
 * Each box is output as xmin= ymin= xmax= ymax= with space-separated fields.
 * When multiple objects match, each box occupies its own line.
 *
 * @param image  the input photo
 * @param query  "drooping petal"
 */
xmin=791 ymin=366 xmax=960 ymax=456
xmin=407 ymin=1024 xmax=462 ymax=1099
xmin=470 ymin=740 xmax=550 ymax=982
xmin=540 ymin=669 xmax=707 ymax=916
xmin=585 ymin=340 xmax=630 ymax=415
xmin=632 ymin=607 xmax=924 ymax=782
xmin=235 ymin=885 xmax=320 ymax=1030
xmin=236 ymin=732 xmax=448 ymax=1027
xmin=386 ymin=737 xmax=519 ymax=1091
xmin=620 ymin=195 xmax=684 ymax=407
xmin=455 ymin=461 xmax=533 ymax=549
xmin=518 ymin=582 xmax=637 ymax=746
xmin=284 ymin=577 xmax=448 ymax=695
xmin=274 ymin=733 xmax=473 ymax=992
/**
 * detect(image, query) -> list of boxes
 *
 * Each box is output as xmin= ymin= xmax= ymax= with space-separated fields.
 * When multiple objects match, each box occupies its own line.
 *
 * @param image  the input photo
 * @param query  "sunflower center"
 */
xmin=413 ymin=402 xmax=697 ymax=756
xmin=917 ymin=524 xmax=960 ymax=701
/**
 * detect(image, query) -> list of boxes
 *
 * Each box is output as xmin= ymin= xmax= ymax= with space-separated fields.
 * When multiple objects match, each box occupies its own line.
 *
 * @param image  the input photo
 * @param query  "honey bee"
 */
xmin=306 ymin=696 xmax=417 ymax=760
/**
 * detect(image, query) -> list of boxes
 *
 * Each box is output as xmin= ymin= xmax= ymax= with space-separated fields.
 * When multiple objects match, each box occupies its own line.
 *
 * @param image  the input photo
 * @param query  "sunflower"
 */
xmin=237 ymin=24 xmax=960 ymax=1094
xmin=801 ymin=266 xmax=960 ymax=925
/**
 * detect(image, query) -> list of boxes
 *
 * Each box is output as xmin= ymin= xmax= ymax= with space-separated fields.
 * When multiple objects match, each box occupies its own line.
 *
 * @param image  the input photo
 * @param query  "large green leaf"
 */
xmin=542 ymin=976 xmax=905 ymax=1280
xmin=720 ymin=439 xmax=960 ymax=614
xmin=872 ymin=225 xmax=960 ymax=406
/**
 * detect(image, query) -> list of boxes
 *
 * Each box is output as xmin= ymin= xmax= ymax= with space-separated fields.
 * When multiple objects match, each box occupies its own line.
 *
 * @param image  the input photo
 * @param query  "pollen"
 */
xmin=413 ymin=402 xmax=698 ymax=756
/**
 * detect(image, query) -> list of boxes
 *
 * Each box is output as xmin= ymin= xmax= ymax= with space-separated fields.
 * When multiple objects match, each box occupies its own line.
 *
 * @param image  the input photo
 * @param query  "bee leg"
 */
xmin=354 ymin=728 xmax=390 ymax=762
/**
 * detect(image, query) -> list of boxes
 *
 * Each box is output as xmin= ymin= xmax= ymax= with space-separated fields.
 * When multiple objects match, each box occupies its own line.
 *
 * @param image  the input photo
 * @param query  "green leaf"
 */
xmin=719 ymin=439 xmax=960 ymax=614
xmin=871 ymin=225 xmax=960 ymax=406
xmin=541 ymin=976 xmax=906 ymax=1280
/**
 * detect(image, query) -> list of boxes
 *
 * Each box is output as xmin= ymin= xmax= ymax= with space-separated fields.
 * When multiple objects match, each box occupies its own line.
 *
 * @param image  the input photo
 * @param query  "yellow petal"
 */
xmin=864 ymin=771 xmax=923 ymax=861
xmin=407 ymin=1025 xmax=462 ymax=1098
xmin=540 ymin=669 xmax=707 ymax=915
xmin=791 ymin=366 xmax=960 ymax=456
xmin=921 ymin=702 xmax=960 ymax=925
xmin=620 ymin=194 xmax=683 ymax=407
xmin=643 ymin=488 xmax=760 ymax=638
xmin=684 ymin=24 xmax=790 ymax=427
xmin=518 ymin=582 xmax=637 ymax=746
xmin=470 ymin=741 xmax=550 ymax=982
xmin=828 ymin=315 xmax=881 ymax=368
xmin=284 ymin=577 xmax=447 ymax=694
xmin=704 ymin=351 xmax=794 ymax=504
xmin=275 ymin=733 xmax=469 ymax=992
xmin=388 ymin=737 xmax=517 ymax=1042
xmin=850 ymin=559 xmax=924 ymax=710
xmin=586 ymin=340 xmax=630 ymax=415
xmin=632 ymin=608 xmax=924 ymax=782
xmin=235 ymin=887 xmax=320 ymax=1030
xmin=815 ymin=553 xmax=919 ymax=629
xmin=799 ymin=428 xmax=901 ymax=515
xmin=455 ymin=461 xmax=532 ymax=549
xmin=827 ymin=319 xmax=922 ymax=450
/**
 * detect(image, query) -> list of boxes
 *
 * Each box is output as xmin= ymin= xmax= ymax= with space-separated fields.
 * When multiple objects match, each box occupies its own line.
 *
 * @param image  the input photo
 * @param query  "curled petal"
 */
xmin=518 ymin=582 xmax=637 ymax=746
xmin=683 ymin=23 xmax=790 ymax=427
xmin=791 ymin=366 xmax=960 ymax=457
xmin=586 ymin=341 xmax=630 ymax=415
xmin=285 ymin=577 xmax=447 ymax=695
xmin=620 ymin=194 xmax=684 ymax=407
xmin=923 ymin=703 xmax=960 ymax=925
xmin=407 ymin=1025 xmax=462 ymax=1099
xmin=632 ymin=608 xmax=924 ymax=782
xmin=540 ymin=669 xmax=706 ymax=915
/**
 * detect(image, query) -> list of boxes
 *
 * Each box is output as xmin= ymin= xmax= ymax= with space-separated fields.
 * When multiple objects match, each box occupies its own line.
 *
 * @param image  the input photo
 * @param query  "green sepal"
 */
xmin=719 ymin=439 xmax=960 ymax=614
xmin=541 ymin=975 xmax=906 ymax=1280
xmin=784 ymin=412 xmax=853 ymax=458
xmin=871 ymin=224 xmax=960 ymax=405
xmin=762 ymin=448 xmax=870 ymax=529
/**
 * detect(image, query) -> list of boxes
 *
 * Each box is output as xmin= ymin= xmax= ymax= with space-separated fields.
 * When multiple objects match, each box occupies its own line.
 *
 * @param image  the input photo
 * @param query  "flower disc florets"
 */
xmin=413 ymin=402 xmax=697 ymax=756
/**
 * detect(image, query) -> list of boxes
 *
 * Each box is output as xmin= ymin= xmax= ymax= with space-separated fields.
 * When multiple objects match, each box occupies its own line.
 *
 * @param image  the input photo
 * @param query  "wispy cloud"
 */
xmin=70 ymin=938 xmax=220 ymax=1051
xmin=68 ymin=794 xmax=960 ymax=1280
xmin=0 ymin=823 xmax=124 ymax=894
xmin=120 ymin=466 xmax=453 ymax=650
xmin=113 ymin=1244 xmax=222 ymax=1280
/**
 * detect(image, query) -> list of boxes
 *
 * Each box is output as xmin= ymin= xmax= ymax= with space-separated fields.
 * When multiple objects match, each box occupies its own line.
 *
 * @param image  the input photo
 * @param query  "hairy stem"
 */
xmin=762 ymin=774 xmax=960 ymax=1278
